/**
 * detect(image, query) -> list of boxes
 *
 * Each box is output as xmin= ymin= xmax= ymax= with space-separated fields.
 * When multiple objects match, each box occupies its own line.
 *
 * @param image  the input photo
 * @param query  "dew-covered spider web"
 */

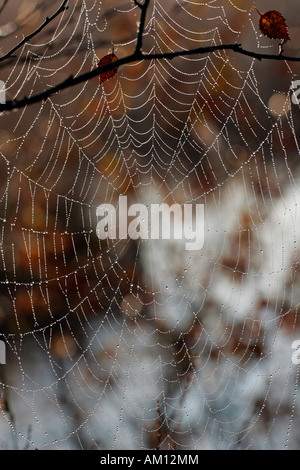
xmin=1 ymin=0 xmax=300 ymax=450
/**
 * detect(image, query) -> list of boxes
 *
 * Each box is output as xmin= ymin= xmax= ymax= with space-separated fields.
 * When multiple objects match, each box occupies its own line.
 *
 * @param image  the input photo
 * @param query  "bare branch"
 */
xmin=0 ymin=0 xmax=68 ymax=63
xmin=1 ymin=41 xmax=300 ymax=112
xmin=1 ymin=0 xmax=300 ymax=114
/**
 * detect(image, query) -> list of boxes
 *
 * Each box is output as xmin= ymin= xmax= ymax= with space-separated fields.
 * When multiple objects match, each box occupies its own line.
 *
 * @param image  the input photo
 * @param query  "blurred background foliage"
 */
xmin=0 ymin=0 xmax=300 ymax=450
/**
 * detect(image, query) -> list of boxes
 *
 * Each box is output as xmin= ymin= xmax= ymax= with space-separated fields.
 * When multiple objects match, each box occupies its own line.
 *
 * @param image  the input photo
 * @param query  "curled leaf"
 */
xmin=253 ymin=7 xmax=290 ymax=41
xmin=98 ymin=52 xmax=119 ymax=84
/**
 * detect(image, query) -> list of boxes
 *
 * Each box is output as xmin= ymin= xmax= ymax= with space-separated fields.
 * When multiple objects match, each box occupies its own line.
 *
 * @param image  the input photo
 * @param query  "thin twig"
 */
xmin=144 ymin=43 xmax=300 ymax=62
xmin=135 ymin=0 xmax=150 ymax=54
xmin=0 ymin=0 xmax=9 ymax=17
xmin=0 ymin=0 xmax=68 ymax=63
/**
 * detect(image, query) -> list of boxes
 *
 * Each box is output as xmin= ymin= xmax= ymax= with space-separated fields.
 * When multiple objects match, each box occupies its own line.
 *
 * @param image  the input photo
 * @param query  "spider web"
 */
xmin=0 ymin=0 xmax=300 ymax=450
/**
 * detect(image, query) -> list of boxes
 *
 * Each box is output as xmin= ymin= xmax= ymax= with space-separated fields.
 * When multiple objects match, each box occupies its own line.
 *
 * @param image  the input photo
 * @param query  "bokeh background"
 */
xmin=0 ymin=0 xmax=300 ymax=449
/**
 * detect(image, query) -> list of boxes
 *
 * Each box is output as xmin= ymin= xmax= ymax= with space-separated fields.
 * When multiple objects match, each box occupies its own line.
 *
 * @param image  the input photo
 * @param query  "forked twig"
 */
xmin=0 ymin=0 xmax=68 ymax=63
